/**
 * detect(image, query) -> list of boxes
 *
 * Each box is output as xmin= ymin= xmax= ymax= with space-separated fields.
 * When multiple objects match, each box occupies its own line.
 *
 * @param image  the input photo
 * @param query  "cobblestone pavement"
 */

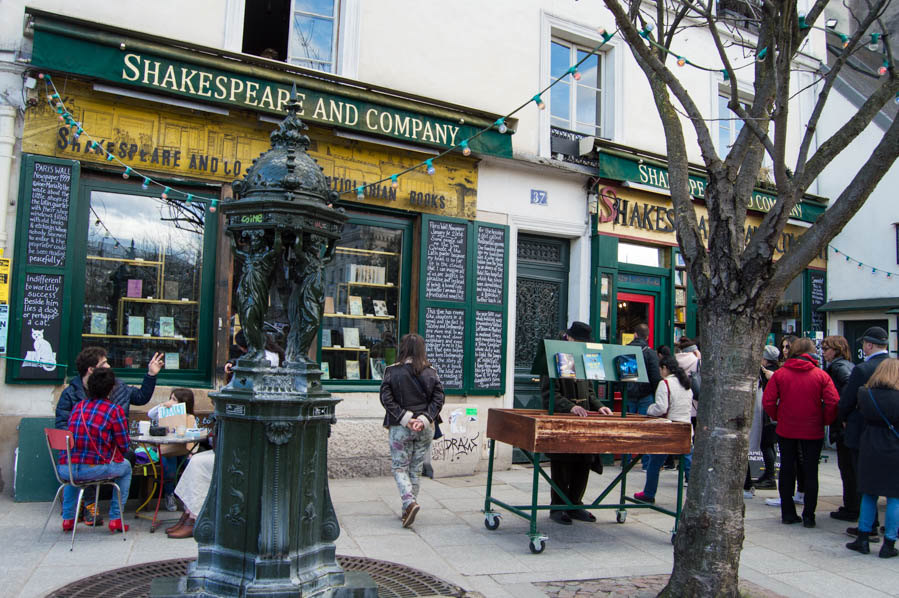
xmin=536 ymin=574 xmax=788 ymax=598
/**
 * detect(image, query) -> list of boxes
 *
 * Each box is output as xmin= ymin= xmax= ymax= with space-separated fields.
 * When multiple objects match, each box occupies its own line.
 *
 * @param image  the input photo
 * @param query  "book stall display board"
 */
xmin=482 ymin=339 xmax=691 ymax=553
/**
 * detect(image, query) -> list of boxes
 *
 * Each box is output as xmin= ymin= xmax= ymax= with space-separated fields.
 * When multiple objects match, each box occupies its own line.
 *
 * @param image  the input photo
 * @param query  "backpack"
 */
xmin=689 ymin=361 xmax=701 ymax=399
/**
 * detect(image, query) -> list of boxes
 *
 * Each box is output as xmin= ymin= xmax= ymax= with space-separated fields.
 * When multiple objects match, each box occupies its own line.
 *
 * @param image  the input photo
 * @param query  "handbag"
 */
xmin=404 ymin=364 xmax=442 ymax=438
xmin=866 ymin=388 xmax=899 ymax=441
xmin=149 ymin=425 xmax=167 ymax=436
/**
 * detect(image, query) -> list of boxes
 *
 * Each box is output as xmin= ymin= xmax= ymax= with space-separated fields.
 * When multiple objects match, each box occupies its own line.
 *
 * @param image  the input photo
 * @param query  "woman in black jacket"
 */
xmin=823 ymin=335 xmax=857 ymax=522
xmin=379 ymin=333 xmax=445 ymax=528
xmin=846 ymin=358 xmax=899 ymax=558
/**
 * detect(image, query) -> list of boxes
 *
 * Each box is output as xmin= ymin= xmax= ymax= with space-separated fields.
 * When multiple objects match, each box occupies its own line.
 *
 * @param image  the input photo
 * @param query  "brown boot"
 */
xmin=167 ymin=517 xmax=195 ymax=538
xmin=165 ymin=511 xmax=190 ymax=534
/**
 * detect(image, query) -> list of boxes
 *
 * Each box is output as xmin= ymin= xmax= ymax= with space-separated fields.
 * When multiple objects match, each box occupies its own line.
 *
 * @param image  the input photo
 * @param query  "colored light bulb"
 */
xmin=390 ymin=175 xmax=399 ymax=189
xmin=532 ymin=94 xmax=545 ymax=110
xmin=494 ymin=118 xmax=507 ymax=134
xmin=677 ymin=57 xmax=686 ymax=67
xmin=161 ymin=187 xmax=170 ymax=200
xmin=142 ymin=177 xmax=150 ymax=190
xmin=209 ymin=199 xmax=218 ymax=213
xmin=356 ymin=186 xmax=365 ymax=199
xmin=185 ymin=194 xmax=192 ymax=204
xmin=106 ymin=153 xmax=114 ymax=161
xmin=878 ymin=61 xmax=888 ymax=76
xmin=568 ymin=66 xmax=581 ymax=81
xmin=460 ymin=139 xmax=471 ymax=156
xmin=425 ymin=159 xmax=436 ymax=175
xmin=122 ymin=167 xmax=131 ymax=179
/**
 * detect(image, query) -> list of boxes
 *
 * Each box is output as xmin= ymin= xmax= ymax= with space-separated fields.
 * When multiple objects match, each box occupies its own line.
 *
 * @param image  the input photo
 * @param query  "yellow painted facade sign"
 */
xmin=23 ymin=81 xmax=478 ymax=219
xmin=596 ymin=185 xmax=826 ymax=269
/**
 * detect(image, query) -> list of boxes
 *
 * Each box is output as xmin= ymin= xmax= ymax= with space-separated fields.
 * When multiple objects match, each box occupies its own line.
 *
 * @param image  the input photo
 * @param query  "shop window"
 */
xmin=617 ymin=242 xmax=661 ymax=267
xmin=550 ymin=39 xmax=603 ymax=137
xmin=242 ymin=0 xmax=342 ymax=72
xmin=80 ymin=188 xmax=214 ymax=375
xmin=771 ymin=274 xmax=802 ymax=338
xmin=319 ymin=216 xmax=410 ymax=383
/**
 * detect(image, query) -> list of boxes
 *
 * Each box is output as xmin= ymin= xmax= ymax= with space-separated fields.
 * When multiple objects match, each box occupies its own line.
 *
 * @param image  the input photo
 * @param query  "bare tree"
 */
xmin=599 ymin=0 xmax=899 ymax=595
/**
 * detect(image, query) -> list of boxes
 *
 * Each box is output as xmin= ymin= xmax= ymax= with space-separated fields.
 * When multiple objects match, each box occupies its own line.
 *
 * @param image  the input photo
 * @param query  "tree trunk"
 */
xmin=660 ymin=303 xmax=773 ymax=597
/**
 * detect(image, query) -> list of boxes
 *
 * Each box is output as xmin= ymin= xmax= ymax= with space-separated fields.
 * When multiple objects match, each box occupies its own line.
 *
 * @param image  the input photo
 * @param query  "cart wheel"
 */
xmin=616 ymin=510 xmax=627 ymax=524
xmin=484 ymin=513 xmax=501 ymax=530
xmin=529 ymin=538 xmax=546 ymax=554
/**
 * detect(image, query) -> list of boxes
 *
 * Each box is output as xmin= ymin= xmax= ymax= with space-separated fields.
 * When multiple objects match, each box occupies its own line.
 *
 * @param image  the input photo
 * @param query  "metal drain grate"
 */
xmin=45 ymin=556 xmax=467 ymax=598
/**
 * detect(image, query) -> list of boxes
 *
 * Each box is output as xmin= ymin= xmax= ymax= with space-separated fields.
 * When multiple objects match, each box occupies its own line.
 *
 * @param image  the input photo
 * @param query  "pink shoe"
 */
xmin=634 ymin=491 xmax=655 ymax=504
xmin=62 ymin=519 xmax=75 ymax=532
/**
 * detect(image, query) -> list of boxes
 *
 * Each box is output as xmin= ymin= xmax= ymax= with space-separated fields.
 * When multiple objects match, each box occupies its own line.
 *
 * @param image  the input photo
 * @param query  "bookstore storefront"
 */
xmin=3 ymin=12 xmax=514 ymax=480
xmin=591 ymin=150 xmax=828 ymax=352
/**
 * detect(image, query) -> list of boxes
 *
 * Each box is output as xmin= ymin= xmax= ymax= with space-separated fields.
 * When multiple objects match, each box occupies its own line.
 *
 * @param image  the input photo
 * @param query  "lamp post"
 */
xmin=152 ymin=89 xmax=376 ymax=597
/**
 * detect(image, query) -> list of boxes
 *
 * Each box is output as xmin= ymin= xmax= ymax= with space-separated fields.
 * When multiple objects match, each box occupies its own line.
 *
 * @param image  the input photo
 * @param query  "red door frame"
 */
xmin=618 ymin=292 xmax=655 ymax=347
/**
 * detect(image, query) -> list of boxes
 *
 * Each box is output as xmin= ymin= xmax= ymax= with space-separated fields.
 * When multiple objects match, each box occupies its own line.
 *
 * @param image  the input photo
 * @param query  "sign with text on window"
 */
xmin=23 ymin=80 xmax=479 ymax=220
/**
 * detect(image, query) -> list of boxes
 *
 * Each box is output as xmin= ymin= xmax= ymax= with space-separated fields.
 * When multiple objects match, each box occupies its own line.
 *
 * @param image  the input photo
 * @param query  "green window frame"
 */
xmin=318 ymin=210 xmax=413 ymax=392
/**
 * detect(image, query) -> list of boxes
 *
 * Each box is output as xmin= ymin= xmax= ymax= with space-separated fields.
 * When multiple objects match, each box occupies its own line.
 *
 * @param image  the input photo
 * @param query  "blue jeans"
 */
xmin=58 ymin=462 xmax=132 ymax=520
xmin=623 ymin=395 xmax=654 ymax=468
xmin=642 ymin=453 xmax=690 ymax=499
xmin=860 ymin=494 xmax=898 ymax=541
xmin=161 ymin=455 xmax=184 ymax=496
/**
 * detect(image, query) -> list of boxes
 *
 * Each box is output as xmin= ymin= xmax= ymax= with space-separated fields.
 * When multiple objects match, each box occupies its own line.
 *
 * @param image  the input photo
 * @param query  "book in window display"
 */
xmin=345 ymin=360 xmax=360 ymax=380
xmin=158 ymin=316 xmax=175 ymax=337
xmin=90 ymin=312 xmax=107 ymax=335
xmin=370 ymin=357 xmax=387 ymax=380
xmin=164 ymin=352 xmax=180 ymax=370
xmin=372 ymin=300 xmax=388 ymax=317
xmin=343 ymin=327 xmax=360 ymax=348
xmin=127 ymin=279 xmax=143 ymax=298
xmin=128 ymin=315 xmax=145 ymax=337
xmin=323 ymin=296 xmax=335 ymax=314
xmin=348 ymin=295 xmax=364 ymax=316
xmin=675 ymin=288 xmax=686 ymax=305
xmin=321 ymin=362 xmax=330 ymax=380
xmin=163 ymin=280 xmax=179 ymax=300
xmin=321 ymin=328 xmax=332 ymax=347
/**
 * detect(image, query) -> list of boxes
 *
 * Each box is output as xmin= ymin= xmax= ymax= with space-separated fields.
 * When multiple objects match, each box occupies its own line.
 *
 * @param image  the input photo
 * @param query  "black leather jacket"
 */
xmin=380 ymin=363 xmax=445 ymax=427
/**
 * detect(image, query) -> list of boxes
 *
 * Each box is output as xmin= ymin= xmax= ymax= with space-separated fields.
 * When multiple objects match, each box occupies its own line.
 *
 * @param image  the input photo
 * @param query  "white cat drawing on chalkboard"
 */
xmin=31 ymin=328 xmax=57 ymax=371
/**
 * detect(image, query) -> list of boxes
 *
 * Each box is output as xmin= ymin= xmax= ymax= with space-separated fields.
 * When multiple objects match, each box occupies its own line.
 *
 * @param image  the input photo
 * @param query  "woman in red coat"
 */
xmin=763 ymin=337 xmax=839 ymax=527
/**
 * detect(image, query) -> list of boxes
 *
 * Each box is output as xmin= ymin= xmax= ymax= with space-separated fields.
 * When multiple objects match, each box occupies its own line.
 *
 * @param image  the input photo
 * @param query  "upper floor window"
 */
xmin=550 ymin=39 xmax=603 ymax=136
xmin=242 ymin=0 xmax=341 ymax=73
xmin=717 ymin=93 xmax=773 ymax=176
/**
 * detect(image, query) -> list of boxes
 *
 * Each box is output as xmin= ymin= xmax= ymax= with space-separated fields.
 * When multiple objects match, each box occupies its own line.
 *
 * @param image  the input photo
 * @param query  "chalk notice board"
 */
xmin=473 ymin=310 xmax=503 ymax=389
xmin=476 ymin=226 xmax=505 ymax=305
xmin=27 ymin=161 xmax=72 ymax=268
xmin=7 ymin=155 xmax=78 ymax=384
xmin=425 ymin=220 xmax=467 ymax=301
xmin=425 ymin=307 xmax=465 ymax=388
xmin=809 ymin=270 xmax=826 ymax=333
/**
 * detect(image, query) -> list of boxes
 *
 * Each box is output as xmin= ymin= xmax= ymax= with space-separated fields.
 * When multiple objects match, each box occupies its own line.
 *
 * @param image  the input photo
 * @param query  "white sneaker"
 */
xmin=743 ymin=489 xmax=755 ymax=499
xmin=764 ymin=493 xmax=804 ymax=507
xmin=164 ymin=494 xmax=177 ymax=512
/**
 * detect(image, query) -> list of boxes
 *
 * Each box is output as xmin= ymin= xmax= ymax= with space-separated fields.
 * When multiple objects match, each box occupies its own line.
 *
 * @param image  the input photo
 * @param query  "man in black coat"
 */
xmin=838 ymin=326 xmax=890 ymax=540
xmin=540 ymin=322 xmax=612 ymax=525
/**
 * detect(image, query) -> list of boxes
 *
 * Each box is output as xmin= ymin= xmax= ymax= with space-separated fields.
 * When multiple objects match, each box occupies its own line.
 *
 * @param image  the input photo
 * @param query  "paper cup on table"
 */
xmin=138 ymin=421 xmax=151 ymax=436
xmin=176 ymin=425 xmax=187 ymax=437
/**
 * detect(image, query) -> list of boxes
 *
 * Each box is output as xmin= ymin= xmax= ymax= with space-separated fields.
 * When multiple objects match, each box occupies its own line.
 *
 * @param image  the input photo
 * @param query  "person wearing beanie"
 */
xmin=540 ymin=322 xmax=612 ymax=524
xmin=762 ymin=337 xmax=839 ymax=527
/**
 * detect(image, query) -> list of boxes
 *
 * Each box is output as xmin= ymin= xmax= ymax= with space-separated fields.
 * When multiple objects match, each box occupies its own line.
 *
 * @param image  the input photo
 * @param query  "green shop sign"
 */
xmin=30 ymin=27 xmax=512 ymax=158
xmin=598 ymin=151 xmax=823 ymax=223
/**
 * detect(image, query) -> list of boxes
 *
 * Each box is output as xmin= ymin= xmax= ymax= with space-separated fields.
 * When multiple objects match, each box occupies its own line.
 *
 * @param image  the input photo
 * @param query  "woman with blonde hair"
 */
xmin=846 ymin=358 xmax=899 ymax=557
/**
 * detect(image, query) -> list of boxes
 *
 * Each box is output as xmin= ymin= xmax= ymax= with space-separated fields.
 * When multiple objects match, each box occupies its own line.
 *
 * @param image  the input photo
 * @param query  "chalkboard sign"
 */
xmin=18 ymin=273 xmax=63 ymax=378
xmin=27 ymin=162 xmax=72 ymax=268
xmin=476 ymin=226 xmax=505 ymax=305
xmin=425 ymin=220 xmax=467 ymax=301
xmin=424 ymin=307 xmax=465 ymax=388
xmin=809 ymin=270 xmax=826 ymax=333
xmin=473 ymin=310 xmax=503 ymax=389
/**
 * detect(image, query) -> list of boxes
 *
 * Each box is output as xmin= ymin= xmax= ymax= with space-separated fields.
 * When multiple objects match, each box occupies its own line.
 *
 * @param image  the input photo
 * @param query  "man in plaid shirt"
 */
xmin=57 ymin=369 xmax=132 ymax=532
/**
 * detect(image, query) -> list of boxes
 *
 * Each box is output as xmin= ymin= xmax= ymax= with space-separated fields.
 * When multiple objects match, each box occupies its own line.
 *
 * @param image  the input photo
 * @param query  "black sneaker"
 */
xmin=754 ymin=478 xmax=776 ymax=490
xmin=830 ymin=508 xmax=859 ymax=522
xmin=549 ymin=510 xmax=573 ymax=525
xmin=81 ymin=502 xmax=103 ymax=527
xmin=847 ymin=526 xmax=881 ymax=543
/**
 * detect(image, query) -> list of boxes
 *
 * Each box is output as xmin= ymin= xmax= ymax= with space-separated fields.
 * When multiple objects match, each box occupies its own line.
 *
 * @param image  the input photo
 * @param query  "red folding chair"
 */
xmin=39 ymin=428 xmax=127 ymax=550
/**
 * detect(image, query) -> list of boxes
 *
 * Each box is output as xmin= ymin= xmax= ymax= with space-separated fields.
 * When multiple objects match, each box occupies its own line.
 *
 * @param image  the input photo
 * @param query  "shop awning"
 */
xmin=817 ymin=297 xmax=899 ymax=312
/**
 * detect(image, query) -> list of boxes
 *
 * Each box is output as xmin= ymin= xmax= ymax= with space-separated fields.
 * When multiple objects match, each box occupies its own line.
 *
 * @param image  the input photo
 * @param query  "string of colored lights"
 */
xmin=42 ymin=74 xmax=220 ymax=213
xmin=830 ymin=246 xmax=898 ymax=280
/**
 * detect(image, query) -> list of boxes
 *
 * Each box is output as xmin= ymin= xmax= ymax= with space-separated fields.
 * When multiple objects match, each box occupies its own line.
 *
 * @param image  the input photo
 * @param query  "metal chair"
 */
xmin=39 ymin=428 xmax=127 ymax=550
